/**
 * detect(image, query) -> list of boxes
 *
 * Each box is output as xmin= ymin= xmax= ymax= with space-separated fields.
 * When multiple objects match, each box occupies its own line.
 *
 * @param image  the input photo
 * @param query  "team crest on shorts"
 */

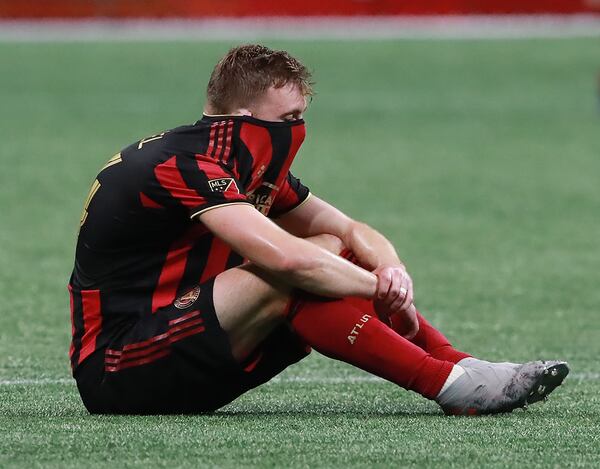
xmin=174 ymin=286 xmax=201 ymax=309
xmin=208 ymin=178 xmax=238 ymax=193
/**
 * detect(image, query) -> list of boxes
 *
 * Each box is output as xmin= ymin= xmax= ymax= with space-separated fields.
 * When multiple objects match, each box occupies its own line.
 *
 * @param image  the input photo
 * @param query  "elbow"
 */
xmin=343 ymin=219 xmax=364 ymax=243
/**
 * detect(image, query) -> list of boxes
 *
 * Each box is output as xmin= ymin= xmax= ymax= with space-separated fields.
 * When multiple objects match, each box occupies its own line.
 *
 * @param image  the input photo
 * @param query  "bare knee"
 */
xmin=213 ymin=265 xmax=291 ymax=329
xmin=213 ymin=266 xmax=291 ymax=361
xmin=305 ymin=233 xmax=345 ymax=255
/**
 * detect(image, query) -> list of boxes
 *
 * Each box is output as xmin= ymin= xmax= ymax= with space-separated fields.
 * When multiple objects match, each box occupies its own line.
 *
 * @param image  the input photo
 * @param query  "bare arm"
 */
xmin=276 ymin=195 xmax=404 ymax=270
xmin=276 ymin=195 xmax=417 ymax=336
xmin=197 ymin=204 xmax=378 ymax=299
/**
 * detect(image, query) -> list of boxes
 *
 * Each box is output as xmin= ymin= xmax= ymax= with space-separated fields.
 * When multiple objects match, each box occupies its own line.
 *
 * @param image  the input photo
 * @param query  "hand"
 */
xmin=389 ymin=303 xmax=419 ymax=340
xmin=372 ymin=264 xmax=419 ymax=339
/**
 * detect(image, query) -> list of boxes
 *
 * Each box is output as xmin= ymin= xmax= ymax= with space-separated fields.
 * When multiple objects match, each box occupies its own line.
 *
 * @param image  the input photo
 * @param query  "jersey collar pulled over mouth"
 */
xmin=200 ymin=114 xmax=305 ymax=128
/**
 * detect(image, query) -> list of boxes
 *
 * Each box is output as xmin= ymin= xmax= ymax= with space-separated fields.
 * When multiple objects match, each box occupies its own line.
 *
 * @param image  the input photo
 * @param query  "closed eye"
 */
xmin=282 ymin=112 xmax=303 ymax=122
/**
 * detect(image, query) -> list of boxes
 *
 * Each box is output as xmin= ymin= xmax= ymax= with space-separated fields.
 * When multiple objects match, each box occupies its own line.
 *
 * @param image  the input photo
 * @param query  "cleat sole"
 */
xmin=525 ymin=361 xmax=569 ymax=405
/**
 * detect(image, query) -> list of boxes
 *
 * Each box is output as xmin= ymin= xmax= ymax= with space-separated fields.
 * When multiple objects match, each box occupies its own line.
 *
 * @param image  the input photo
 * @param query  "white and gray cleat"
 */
xmin=436 ymin=359 xmax=569 ymax=416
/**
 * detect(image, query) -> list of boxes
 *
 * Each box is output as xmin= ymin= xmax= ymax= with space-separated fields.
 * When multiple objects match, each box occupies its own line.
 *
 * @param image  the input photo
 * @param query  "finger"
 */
xmin=389 ymin=274 xmax=410 ymax=311
xmin=402 ymin=308 xmax=420 ymax=340
xmin=373 ymin=300 xmax=393 ymax=326
xmin=376 ymin=269 xmax=392 ymax=300
xmin=407 ymin=276 xmax=414 ymax=306
xmin=393 ymin=269 xmax=412 ymax=310
xmin=399 ymin=274 xmax=413 ymax=310
xmin=402 ymin=320 xmax=419 ymax=340
xmin=394 ymin=273 xmax=408 ymax=309
xmin=384 ymin=269 xmax=404 ymax=306
xmin=389 ymin=291 xmax=408 ymax=314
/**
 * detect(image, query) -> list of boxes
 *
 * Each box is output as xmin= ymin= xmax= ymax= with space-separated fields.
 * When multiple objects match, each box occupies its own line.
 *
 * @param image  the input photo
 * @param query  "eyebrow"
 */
xmin=282 ymin=104 xmax=308 ymax=117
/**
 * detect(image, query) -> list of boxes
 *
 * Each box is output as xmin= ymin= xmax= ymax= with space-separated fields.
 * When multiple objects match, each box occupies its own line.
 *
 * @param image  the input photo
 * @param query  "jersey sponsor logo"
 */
xmin=174 ymin=286 xmax=201 ymax=309
xmin=247 ymin=182 xmax=280 ymax=215
xmin=208 ymin=178 xmax=239 ymax=193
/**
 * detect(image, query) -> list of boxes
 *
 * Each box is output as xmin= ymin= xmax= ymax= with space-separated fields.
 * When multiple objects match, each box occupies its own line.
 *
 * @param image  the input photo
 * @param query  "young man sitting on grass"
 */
xmin=69 ymin=44 xmax=568 ymax=415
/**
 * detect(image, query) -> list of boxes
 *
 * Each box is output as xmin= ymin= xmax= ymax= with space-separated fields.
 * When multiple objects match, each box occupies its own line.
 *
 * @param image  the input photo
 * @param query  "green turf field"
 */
xmin=1 ymin=38 xmax=599 ymax=467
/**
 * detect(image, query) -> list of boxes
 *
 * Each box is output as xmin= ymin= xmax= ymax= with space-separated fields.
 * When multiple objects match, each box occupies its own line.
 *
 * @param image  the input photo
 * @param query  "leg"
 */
xmin=75 ymin=277 xmax=257 ymax=414
xmin=388 ymin=309 xmax=470 ymax=363
xmin=75 ymin=234 xmax=344 ymax=414
xmin=83 ymin=234 xmax=566 ymax=415
xmin=329 ymin=249 xmax=570 ymax=413
xmin=212 ymin=234 xmax=455 ymax=399
xmin=339 ymin=249 xmax=470 ymax=363
xmin=290 ymin=297 xmax=454 ymax=399
xmin=212 ymin=233 xmax=344 ymax=362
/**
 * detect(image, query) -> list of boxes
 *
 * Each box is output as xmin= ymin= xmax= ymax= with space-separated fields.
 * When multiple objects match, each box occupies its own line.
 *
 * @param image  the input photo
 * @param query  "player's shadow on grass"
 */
xmin=213 ymin=403 xmax=444 ymax=418
xmin=215 ymin=409 xmax=442 ymax=417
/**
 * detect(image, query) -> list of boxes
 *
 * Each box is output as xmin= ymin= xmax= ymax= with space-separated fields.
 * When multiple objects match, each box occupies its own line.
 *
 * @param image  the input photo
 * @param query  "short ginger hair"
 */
xmin=206 ymin=44 xmax=313 ymax=114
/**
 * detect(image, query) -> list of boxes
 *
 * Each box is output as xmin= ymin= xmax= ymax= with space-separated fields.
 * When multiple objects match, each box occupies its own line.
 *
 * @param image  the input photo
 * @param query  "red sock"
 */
xmin=339 ymin=249 xmax=470 ymax=364
xmin=395 ymin=311 xmax=471 ymax=364
xmin=290 ymin=298 xmax=453 ymax=399
xmin=346 ymin=297 xmax=470 ymax=364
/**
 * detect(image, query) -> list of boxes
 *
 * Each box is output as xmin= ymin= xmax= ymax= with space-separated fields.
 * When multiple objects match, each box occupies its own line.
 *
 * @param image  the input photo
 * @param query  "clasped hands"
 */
xmin=372 ymin=264 xmax=418 ymax=339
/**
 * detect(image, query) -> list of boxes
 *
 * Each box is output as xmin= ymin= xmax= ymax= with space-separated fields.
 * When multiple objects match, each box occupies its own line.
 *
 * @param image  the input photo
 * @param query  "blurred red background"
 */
xmin=1 ymin=0 xmax=599 ymax=19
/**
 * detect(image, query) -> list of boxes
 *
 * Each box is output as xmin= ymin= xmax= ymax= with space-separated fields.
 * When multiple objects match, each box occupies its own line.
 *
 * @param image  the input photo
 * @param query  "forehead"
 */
xmin=260 ymin=83 xmax=307 ymax=110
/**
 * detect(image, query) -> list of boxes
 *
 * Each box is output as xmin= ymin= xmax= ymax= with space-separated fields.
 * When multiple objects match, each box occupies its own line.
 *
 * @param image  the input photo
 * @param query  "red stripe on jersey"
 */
xmin=68 ymin=285 xmax=75 ymax=362
xmin=139 ymin=191 xmax=164 ymax=209
xmin=78 ymin=289 xmax=102 ymax=365
xmin=151 ymin=225 xmax=207 ymax=313
xmin=240 ymin=122 xmax=273 ymax=192
xmin=213 ymin=122 xmax=225 ymax=159
xmin=206 ymin=122 xmax=218 ymax=157
xmin=275 ymin=177 xmax=300 ymax=212
xmin=151 ymin=243 xmax=191 ymax=313
xmin=199 ymin=237 xmax=232 ymax=283
xmin=289 ymin=123 xmax=307 ymax=161
xmin=155 ymin=155 xmax=204 ymax=209
xmin=221 ymin=121 xmax=234 ymax=164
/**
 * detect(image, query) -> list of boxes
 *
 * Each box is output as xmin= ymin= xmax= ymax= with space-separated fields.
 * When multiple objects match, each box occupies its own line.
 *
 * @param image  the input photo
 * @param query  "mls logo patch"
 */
xmin=174 ymin=286 xmax=201 ymax=309
xmin=208 ymin=178 xmax=238 ymax=193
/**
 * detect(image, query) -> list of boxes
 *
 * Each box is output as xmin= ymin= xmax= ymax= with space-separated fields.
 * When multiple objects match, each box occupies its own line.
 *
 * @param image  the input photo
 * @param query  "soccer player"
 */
xmin=69 ymin=44 xmax=568 ymax=415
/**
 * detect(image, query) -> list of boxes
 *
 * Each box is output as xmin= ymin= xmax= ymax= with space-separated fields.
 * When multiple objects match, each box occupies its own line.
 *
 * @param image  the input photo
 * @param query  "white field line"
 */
xmin=0 ymin=15 xmax=599 ymax=42
xmin=1 ymin=372 xmax=598 ymax=386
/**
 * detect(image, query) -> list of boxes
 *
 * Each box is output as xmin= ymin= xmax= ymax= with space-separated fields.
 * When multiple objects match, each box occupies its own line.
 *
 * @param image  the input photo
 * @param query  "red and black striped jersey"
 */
xmin=68 ymin=115 xmax=310 ymax=370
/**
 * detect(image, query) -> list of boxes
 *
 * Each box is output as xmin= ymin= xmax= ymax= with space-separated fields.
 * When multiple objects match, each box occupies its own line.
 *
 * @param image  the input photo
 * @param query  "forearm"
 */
xmin=275 ymin=197 xmax=413 ymax=317
xmin=341 ymin=221 xmax=402 ymax=271
xmin=276 ymin=196 xmax=401 ymax=270
xmin=265 ymin=236 xmax=378 ymax=299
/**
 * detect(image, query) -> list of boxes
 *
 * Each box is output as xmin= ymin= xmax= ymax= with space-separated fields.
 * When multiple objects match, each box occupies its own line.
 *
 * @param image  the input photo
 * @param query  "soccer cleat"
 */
xmin=436 ymin=359 xmax=569 ymax=416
